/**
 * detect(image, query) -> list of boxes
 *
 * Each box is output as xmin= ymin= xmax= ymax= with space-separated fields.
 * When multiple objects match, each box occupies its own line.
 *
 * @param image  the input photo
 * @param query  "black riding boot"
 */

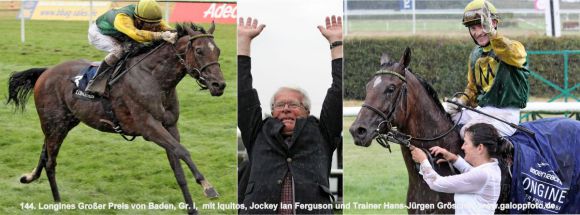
xmin=85 ymin=61 xmax=111 ymax=95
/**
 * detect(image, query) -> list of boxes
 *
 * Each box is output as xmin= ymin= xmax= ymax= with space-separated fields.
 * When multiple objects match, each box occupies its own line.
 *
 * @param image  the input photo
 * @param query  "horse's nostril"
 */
xmin=211 ymin=82 xmax=220 ymax=89
xmin=357 ymin=127 xmax=367 ymax=136
xmin=219 ymin=82 xmax=226 ymax=90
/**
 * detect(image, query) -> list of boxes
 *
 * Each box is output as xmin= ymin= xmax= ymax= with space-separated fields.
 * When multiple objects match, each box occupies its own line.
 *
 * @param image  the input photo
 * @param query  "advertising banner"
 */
xmin=31 ymin=0 xmax=111 ymax=21
xmin=169 ymin=2 xmax=237 ymax=24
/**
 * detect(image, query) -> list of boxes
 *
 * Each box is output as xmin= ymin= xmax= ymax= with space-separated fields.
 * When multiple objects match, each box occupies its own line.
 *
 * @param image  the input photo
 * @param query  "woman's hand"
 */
xmin=410 ymin=146 xmax=427 ymax=163
xmin=429 ymin=146 xmax=458 ymax=164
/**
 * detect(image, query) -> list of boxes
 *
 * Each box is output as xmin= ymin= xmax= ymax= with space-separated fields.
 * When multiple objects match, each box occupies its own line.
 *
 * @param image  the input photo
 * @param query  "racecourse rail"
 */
xmin=343 ymin=102 xmax=580 ymax=121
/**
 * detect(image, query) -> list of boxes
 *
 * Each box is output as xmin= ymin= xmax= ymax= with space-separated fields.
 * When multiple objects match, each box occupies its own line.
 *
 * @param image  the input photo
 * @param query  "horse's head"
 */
xmin=174 ymin=22 xmax=225 ymax=96
xmin=349 ymin=47 xmax=412 ymax=147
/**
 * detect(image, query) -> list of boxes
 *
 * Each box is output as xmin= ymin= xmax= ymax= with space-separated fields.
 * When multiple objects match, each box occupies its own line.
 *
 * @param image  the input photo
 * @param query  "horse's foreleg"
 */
xmin=20 ymin=144 xmax=47 ymax=183
xmin=167 ymin=126 xmax=219 ymax=199
xmin=139 ymin=120 xmax=199 ymax=214
xmin=165 ymin=149 xmax=197 ymax=215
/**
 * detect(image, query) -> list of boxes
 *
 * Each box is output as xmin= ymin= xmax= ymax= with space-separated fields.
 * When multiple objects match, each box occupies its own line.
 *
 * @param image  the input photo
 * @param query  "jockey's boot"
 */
xmin=85 ymin=61 xmax=111 ymax=95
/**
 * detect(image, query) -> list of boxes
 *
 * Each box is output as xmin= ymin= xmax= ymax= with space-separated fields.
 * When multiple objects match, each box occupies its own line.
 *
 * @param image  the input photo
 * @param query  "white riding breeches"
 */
xmin=452 ymin=106 xmax=520 ymax=138
xmin=88 ymin=23 xmax=123 ymax=65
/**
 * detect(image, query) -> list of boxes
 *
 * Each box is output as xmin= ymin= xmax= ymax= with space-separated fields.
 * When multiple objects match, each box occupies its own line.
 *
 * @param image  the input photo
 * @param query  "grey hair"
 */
xmin=270 ymin=86 xmax=311 ymax=111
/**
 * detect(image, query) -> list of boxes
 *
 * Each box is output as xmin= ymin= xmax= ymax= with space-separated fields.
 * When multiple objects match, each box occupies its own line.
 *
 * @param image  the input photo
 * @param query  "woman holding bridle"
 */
xmin=411 ymin=123 xmax=509 ymax=214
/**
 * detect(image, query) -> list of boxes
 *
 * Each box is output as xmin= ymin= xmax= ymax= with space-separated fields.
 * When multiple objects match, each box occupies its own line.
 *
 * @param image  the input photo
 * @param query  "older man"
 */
xmin=237 ymin=16 xmax=342 ymax=214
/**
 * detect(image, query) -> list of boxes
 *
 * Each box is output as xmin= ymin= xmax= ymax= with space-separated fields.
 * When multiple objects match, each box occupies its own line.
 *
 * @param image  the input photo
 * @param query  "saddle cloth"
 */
xmin=70 ymin=62 xmax=101 ymax=100
xmin=72 ymin=62 xmax=100 ymax=91
xmin=508 ymin=118 xmax=580 ymax=214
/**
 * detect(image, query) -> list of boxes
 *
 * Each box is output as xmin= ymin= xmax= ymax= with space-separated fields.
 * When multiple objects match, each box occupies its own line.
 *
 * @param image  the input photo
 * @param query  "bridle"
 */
xmin=173 ymin=33 xmax=220 ymax=90
xmin=361 ymin=69 xmax=461 ymax=152
xmin=361 ymin=68 xmax=462 ymax=175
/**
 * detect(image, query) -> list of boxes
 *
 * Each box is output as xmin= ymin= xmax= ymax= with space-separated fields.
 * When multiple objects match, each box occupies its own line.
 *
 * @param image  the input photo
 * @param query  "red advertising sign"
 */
xmin=169 ymin=2 xmax=237 ymax=24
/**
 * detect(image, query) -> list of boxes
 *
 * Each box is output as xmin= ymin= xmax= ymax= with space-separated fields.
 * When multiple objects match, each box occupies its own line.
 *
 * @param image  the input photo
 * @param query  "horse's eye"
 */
xmin=385 ymin=85 xmax=396 ymax=93
xmin=195 ymin=48 xmax=203 ymax=55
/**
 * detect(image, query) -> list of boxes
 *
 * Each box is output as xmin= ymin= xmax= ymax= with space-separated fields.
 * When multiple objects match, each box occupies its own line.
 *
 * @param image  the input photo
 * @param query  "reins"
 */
xmin=110 ymin=33 xmax=219 ymax=90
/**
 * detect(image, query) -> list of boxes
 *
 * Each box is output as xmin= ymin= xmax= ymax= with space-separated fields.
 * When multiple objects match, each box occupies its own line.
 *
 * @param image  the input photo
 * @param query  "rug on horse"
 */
xmin=508 ymin=118 xmax=580 ymax=213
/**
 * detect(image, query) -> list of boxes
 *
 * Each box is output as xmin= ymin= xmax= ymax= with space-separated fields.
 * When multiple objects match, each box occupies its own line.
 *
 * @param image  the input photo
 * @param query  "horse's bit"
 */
xmin=173 ymin=33 xmax=220 ymax=90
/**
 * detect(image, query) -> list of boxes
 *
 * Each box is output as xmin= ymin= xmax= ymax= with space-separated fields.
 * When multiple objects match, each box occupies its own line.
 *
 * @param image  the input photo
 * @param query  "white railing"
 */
xmin=343 ymin=102 xmax=580 ymax=116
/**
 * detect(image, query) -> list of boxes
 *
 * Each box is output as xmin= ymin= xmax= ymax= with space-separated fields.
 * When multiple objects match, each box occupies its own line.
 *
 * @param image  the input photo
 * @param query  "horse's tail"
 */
xmin=7 ymin=68 xmax=47 ymax=111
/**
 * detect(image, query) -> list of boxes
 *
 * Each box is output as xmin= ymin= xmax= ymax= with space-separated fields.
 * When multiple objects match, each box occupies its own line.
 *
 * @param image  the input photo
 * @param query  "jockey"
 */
xmin=444 ymin=0 xmax=530 ymax=137
xmin=86 ymin=0 xmax=177 ymax=95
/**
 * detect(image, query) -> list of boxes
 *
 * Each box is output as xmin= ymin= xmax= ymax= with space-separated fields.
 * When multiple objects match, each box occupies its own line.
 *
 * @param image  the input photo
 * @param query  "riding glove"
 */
xmin=161 ymin=31 xmax=177 ymax=44
xmin=480 ymin=2 xmax=496 ymax=36
xmin=154 ymin=31 xmax=177 ymax=44
xmin=444 ymin=97 xmax=465 ymax=116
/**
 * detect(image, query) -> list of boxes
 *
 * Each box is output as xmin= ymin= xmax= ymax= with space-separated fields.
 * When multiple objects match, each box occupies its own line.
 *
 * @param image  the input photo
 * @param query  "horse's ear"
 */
xmin=208 ymin=20 xmax=216 ymax=34
xmin=400 ymin=47 xmax=412 ymax=69
xmin=380 ymin=53 xmax=391 ymax=66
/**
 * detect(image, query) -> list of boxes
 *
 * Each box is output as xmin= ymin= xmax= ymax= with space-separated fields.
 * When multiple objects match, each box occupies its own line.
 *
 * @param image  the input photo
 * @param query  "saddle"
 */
xmin=72 ymin=41 xmax=158 ymax=99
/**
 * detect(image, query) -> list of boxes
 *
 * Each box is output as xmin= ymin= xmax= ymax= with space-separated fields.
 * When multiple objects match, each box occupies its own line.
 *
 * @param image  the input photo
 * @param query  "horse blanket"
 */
xmin=508 ymin=118 xmax=580 ymax=213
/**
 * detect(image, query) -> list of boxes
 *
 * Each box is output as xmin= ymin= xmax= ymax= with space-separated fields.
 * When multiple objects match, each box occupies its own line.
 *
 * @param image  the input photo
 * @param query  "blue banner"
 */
xmin=400 ymin=0 xmax=412 ymax=10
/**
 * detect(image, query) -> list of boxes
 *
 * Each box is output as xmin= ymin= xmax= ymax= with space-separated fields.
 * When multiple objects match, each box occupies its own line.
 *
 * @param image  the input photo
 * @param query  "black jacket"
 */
xmin=237 ymin=56 xmax=342 ymax=214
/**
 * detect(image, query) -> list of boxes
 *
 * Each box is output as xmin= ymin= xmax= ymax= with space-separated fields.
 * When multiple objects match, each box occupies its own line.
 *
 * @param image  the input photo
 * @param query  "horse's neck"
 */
xmin=126 ymin=44 xmax=186 ymax=90
xmin=401 ymin=76 xmax=461 ymax=150
xmin=399 ymin=75 xmax=462 ymax=178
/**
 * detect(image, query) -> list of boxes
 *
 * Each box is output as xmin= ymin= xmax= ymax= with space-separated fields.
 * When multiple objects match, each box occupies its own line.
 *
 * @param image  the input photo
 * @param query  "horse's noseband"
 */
xmin=173 ymin=33 xmax=220 ymax=90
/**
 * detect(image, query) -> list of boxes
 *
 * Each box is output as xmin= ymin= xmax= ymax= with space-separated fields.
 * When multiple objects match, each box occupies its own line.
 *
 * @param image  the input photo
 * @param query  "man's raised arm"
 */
xmin=237 ymin=17 xmax=266 ymax=150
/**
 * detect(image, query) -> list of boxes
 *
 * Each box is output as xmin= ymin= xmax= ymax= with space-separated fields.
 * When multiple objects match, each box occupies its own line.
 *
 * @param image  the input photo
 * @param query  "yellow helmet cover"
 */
xmin=462 ymin=0 xmax=499 ymax=27
xmin=134 ymin=0 xmax=162 ymax=23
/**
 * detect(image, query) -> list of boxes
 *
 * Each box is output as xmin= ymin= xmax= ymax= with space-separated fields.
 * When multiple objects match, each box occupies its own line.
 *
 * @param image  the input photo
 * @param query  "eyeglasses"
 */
xmin=272 ymin=100 xmax=303 ymax=110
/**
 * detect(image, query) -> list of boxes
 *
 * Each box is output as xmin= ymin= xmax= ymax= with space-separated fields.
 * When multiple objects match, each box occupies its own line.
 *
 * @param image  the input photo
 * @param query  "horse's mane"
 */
xmin=126 ymin=22 xmax=208 ymax=57
xmin=409 ymin=69 xmax=451 ymax=121
xmin=175 ymin=22 xmax=207 ymax=37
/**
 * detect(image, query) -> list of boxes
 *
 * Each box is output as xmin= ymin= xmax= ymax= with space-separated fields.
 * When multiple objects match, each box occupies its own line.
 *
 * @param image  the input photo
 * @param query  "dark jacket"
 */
xmin=237 ymin=56 xmax=342 ymax=214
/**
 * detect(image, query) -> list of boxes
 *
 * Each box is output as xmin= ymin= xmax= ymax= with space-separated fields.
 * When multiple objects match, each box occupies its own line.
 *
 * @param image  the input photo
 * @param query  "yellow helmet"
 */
xmin=462 ymin=0 xmax=499 ymax=27
xmin=134 ymin=0 xmax=162 ymax=23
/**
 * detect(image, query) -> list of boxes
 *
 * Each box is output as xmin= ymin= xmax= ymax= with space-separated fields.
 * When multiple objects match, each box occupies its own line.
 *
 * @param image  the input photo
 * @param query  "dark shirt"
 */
xmin=237 ymin=55 xmax=342 ymax=214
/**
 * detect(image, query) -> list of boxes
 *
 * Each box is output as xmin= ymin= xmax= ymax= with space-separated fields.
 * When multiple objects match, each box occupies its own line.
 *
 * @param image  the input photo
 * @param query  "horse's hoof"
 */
xmin=204 ymin=187 xmax=219 ymax=199
xmin=20 ymin=175 xmax=31 ymax=184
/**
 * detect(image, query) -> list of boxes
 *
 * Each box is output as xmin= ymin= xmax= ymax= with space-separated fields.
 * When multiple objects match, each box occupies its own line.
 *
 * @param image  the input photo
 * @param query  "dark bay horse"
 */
xmin=7 ymin=23 xmax=225 ymax=215
xmin=349 ymin=48 xmax=461 ymax=214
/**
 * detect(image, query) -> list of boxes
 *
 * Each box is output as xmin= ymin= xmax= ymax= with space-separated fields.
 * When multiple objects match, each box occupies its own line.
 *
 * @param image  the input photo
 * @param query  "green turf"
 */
xmin=0 ymin=18 xmax=237 ymax=214
xmin=343 ymin=116 xmax=409 ymax=214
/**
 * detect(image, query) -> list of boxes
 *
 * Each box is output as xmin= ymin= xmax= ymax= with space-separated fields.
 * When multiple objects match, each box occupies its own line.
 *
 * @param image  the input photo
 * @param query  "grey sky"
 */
xmin=238 ymin=0 xmax=343 ymax=117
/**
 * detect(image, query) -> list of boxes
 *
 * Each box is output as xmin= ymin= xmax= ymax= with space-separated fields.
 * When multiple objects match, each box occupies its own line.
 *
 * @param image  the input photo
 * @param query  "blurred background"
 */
xmin=345 ymin=0 xmax=580 ymax=36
